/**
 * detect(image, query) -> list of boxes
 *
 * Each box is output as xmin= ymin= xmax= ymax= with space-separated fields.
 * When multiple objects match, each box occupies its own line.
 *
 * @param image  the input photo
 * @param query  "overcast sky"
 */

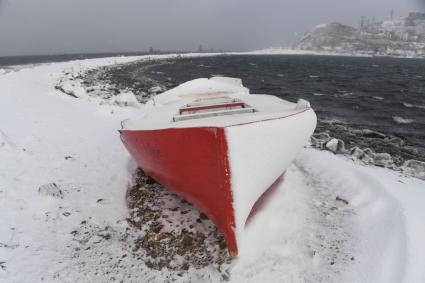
xmin=0 ymin=0 xmax=422 ymax=56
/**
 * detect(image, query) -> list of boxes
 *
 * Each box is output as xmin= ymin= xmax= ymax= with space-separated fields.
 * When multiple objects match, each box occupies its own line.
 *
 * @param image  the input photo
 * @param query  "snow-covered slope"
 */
xmin=1 ymin=55 xmax=425 ymax=282
xmin=297 ymin=12 xmax=425 ymax=58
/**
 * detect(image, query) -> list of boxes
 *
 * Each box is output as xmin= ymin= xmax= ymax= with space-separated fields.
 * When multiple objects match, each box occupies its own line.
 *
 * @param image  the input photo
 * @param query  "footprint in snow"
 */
xmin=38 ymin=183 xmax=64 ymax=199
xmin=0 ymin=130 xmax=14 ymax=150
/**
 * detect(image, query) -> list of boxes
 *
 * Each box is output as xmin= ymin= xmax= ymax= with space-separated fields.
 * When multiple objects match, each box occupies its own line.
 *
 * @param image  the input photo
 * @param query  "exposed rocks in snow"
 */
xmin=361 ymin=148 xmax=376 ymax=164
xmin=373 ymin=152 xmax=394 ymax=168
xmin=355 ymin=129 xmax=387 ymax=139
xmin=325 ymin=138 xmax=346 ymax=154
xmin=148 ymin=85 xmax=164 ymax=94
xmin=55 ymin=76 xmax=86 ymax=98
xmin=38 ymin=183 xmax=63 ymax=199
xmin=67 ymin=169 xmax=232 ymax=280
xmin=125 ymin=169 xmax=230 ymax=271
xmin=310 ymin=120 xmax=425 ymax=180
xmin=350 ymin=147 xmax=365 ymax=160
xmin=336 ymin=196 xmax=349 ymax=205
xmin=310 ymin=132 xmax=331 ymax=149
xmin=297 ymin=12 xmax=425 ymax=58
xmin=403 ymin=160 xmax=425 ymax=180
xmin=68 ymin=217 xmax=228 ymax=282
xmin=79 ymin=58 xmax=171 ymax=105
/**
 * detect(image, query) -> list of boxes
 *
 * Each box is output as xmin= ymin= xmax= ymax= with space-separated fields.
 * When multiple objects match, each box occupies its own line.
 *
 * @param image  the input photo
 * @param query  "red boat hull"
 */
xmin=120 ymin=127 xmax=239 ymax=255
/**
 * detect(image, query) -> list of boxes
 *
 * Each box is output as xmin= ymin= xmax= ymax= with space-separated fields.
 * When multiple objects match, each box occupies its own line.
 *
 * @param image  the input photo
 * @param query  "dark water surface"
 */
xmin=152 ymin=56 xmax=424 ymax=143
xmin=102 ymin=54 xmax=425 ymax=164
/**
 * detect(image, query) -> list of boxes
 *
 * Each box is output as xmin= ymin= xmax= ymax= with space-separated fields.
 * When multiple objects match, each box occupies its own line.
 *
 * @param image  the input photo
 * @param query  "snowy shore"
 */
xmin=246 ymin=48 xmax=425 ymax=59
xmin=1 ymin=55 xmax=424 ymax=282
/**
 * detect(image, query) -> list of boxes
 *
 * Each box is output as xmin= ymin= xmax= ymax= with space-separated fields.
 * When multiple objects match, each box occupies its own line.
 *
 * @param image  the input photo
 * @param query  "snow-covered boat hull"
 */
xmin=119 ymin=77 xmax=317 ymax=255
xmin=121 ymin=110 xmax=315 ymax=255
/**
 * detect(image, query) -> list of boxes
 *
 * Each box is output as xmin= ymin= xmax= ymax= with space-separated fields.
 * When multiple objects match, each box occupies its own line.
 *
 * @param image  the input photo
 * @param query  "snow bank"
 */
xmin=232 ymin=149 xmax=425 ymax=282
xmin=0 ymin=56 xmax=146 ymax=282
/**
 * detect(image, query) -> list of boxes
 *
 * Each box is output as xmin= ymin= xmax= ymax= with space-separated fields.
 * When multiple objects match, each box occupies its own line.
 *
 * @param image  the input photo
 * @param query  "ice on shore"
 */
xmin=403 ymin=160 xmax=425 ymax=180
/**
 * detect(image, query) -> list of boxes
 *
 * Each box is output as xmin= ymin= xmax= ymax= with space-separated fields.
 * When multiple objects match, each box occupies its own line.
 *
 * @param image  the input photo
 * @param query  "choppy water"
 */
xmin=101 ymin=55 xmax=425 ymax=166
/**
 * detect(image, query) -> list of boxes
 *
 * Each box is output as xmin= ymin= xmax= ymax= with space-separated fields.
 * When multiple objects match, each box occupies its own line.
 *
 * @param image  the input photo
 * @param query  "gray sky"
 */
xmin=0 ymin=0 xmax=421 ymax=56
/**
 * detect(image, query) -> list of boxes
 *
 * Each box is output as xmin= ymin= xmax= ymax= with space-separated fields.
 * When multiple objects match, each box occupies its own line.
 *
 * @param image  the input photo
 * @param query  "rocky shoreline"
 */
xmin=311 ymin=120 xmax=425 ymax=180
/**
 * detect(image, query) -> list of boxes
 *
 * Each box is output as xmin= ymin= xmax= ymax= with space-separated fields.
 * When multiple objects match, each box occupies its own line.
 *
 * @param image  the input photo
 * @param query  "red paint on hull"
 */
xmin=120 ymin=127 xmax=238 ymax=255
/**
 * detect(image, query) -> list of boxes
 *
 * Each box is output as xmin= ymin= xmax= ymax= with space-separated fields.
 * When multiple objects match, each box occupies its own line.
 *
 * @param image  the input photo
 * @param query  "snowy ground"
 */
xmin=1 ymin=55 xmax=424 ymax=282
xmin=246 ymin=47 xmax=425 ymax=59
xmin=243 ymin=48 xmax=375 ymax=58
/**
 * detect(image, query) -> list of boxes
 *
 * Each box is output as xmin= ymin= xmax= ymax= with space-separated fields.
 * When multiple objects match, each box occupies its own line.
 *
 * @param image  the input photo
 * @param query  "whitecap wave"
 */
xmin=403 ymin=102 xmax=425 ymax=110
xmin=393 ymin=116 xmax=414 ymax=124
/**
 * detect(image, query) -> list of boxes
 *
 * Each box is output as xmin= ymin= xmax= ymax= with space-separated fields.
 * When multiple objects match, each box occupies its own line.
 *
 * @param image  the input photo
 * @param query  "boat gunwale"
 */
xmin=120 ymin=107 xmax=312 ymax=132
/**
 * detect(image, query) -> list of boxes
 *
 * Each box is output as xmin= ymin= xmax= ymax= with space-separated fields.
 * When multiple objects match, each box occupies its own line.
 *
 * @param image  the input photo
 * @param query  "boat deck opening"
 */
xmin=173 ymin=97 xmax=255 ymax=122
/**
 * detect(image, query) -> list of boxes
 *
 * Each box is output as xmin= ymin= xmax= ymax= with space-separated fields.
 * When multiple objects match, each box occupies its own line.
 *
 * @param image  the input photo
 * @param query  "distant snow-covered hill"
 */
xmin=297 ymin=12 xmax=425 ymax=58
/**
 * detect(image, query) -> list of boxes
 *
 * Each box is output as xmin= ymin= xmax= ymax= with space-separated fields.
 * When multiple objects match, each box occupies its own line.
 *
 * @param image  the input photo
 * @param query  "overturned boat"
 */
xmin=119 ymin=77 xmax=317 ymax=256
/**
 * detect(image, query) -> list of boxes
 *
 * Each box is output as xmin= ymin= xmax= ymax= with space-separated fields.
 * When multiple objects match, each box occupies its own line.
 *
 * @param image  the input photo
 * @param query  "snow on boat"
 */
xmin=119 ymin=77 xmax=317 ymax=256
